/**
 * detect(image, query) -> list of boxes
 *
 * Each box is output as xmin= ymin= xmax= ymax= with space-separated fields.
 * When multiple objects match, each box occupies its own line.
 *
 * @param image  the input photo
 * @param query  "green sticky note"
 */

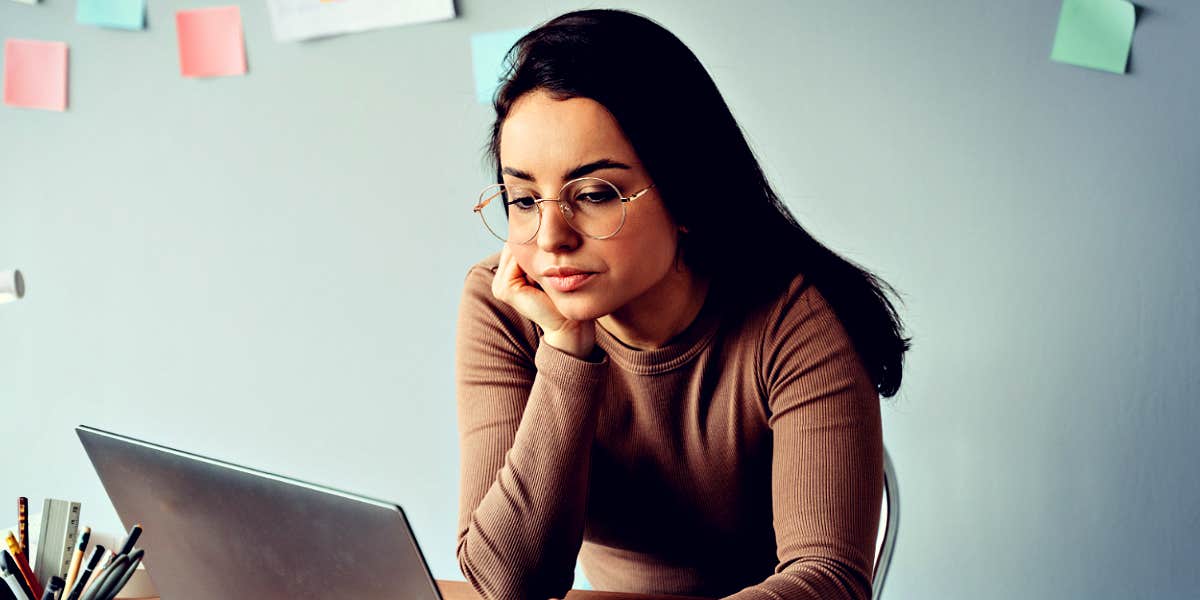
xmin=471 ymin=28 xmax=527 ymax=105
xmin=1051 ymin=0 xmax=1135 ymax=74
xmin=77 ymin=0 xmax=147 ymax=30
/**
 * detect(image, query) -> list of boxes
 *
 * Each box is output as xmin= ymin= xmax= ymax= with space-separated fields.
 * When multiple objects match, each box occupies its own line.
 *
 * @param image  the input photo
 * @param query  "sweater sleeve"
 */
xmin=454 ymin=259 xmax=610 ymax=600
xmin=724 ymin=279 xmax=884 ymax=600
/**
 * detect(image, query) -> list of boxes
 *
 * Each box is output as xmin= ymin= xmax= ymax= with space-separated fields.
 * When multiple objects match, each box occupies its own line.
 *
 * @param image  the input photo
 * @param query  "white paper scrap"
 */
xmin=265 ymin=0 xmax=455 ymax=42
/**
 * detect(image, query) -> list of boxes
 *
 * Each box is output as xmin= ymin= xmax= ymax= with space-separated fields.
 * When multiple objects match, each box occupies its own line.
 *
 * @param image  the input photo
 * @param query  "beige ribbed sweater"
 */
xmin=455 ymin=252 xmax=883 ymax=600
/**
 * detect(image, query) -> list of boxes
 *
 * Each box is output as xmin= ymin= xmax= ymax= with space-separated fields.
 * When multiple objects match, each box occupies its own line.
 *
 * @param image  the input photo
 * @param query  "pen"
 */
xmin=112 ymin=525 xmax=141 ymax=559
xmin=0 ymin=569 xmax=23 ymax=600
xmin=62 ymin=545 xmax=104 ymax=600
xmin=15 ymin=500 xmax=27 ymax=562
xmin=63 ymin=527 xmax=90 ymax=594
xmin=1 ymin=537 xmax=41 ymax=600
xmin=0 ymin=562 xmax=18 ymax=600
xmin=38 ymin=576 xmax=62 ymax=600
xmin=0 ymin=551 xmax=34 ymax=600
xmin=99 ymin=550 xmax=142 ymax=600
xmin=80 ymin=550 xmax=111 ymax=597
xmin=1 ymin=551 xmax=30 ymax=600
xmin=79 ymin=555 xmax=125 ymax=600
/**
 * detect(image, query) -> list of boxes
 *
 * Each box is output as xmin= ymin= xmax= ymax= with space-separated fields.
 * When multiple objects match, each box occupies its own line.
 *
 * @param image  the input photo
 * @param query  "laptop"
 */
xmin=76 ymin=425 xmax=444 ymax=600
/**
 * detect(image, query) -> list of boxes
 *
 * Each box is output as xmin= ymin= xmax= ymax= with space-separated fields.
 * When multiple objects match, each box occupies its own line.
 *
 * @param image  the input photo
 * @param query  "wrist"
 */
xmin=542 ymin=327 xmax=596 ymax=360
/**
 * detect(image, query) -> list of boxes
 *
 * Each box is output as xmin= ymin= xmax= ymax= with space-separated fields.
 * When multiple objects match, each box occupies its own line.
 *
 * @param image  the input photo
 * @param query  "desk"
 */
xmin=436 ymin=580 xmax=712 ymax=599
xmin=143 ymin=579 xmax=711 ymax=599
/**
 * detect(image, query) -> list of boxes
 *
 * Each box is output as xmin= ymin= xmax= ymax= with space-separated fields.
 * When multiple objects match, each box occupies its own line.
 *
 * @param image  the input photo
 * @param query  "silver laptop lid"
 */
xmin=76 ymin=425 xmax=443 ymax=600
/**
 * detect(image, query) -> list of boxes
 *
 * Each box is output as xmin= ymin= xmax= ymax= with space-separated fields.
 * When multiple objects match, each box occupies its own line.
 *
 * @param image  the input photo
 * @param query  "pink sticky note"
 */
xmin=3 ymin=39 xmax=69 ymax=111
xmin=175 ymin=6 xmax=246 ymax=78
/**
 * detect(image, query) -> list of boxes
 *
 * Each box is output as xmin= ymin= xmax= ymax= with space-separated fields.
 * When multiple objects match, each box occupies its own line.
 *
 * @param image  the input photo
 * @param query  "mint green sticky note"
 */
xmin=471 ymin=28 xmax=527 ymax=105
xmin=1051 ymin=0 xmax=1135 ymax=74
xmin=77 ymin=0 xmax=146 ymax=31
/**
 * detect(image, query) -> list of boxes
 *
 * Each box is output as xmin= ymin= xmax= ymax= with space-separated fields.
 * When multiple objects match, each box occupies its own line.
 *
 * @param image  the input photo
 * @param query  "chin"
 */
xmin=550 ymin=295 xmax=610 ymax=322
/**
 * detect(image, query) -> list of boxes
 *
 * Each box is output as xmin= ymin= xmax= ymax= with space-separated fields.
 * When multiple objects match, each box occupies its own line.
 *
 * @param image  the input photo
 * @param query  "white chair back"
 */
xmin=872 ymin=447 xmax=898 ymax=600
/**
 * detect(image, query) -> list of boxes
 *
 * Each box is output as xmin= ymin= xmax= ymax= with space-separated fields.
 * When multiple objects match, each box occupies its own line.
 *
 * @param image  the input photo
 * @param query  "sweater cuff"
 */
xmin=535 ymin=339 xmax=608 ymax=383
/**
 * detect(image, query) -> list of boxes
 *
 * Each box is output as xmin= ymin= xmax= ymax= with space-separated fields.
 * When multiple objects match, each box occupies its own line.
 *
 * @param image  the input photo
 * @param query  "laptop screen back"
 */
xmin=76 ymin=425 xmax=443 ymax=600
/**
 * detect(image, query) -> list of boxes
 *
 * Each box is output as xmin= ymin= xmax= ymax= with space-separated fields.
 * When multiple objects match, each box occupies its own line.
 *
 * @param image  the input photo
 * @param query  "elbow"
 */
xmin=456 ymin=535 xmax=504 ymax=600
xmin=773 ymin=555 xmax=872 ymax=600
xmin=456 ymin=534 xmax=572 ymax=600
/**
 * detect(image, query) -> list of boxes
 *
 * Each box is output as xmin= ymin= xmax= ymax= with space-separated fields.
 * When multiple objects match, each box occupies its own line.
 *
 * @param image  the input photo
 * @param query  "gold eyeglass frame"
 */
xmin=473 ymin=177 xmax=656 ymax=244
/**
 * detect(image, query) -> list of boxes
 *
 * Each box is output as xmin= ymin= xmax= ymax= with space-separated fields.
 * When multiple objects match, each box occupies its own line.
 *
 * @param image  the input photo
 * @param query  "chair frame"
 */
xmin=872 ymin=447 xmax=899 ymax=599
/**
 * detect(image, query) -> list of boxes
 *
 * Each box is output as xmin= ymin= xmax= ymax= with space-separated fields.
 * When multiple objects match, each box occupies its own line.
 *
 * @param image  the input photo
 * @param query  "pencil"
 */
xmin=15 ymin=499 xmax=27 ymax=562
xmin=63 ymin=527 xmax=91 ymax=594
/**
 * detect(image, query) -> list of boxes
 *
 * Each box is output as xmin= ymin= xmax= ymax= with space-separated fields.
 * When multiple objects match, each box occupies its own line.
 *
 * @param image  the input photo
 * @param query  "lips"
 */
xmin=542 ymin=266 xmax=593 ymax=277
xmin=543 ymin=272 xmax=596 ymax=293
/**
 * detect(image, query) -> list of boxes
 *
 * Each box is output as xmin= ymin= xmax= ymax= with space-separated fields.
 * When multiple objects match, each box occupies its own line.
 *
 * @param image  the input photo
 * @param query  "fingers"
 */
xmin=492 ymin=244 xmax=520 ymax=299
xmin=491 ymin=245 xmax=566 ymax=331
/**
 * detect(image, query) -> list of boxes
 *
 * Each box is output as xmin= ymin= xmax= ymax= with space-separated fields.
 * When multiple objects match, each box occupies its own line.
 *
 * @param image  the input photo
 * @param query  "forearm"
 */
xmin=720 ymin=557 xmax=871 ymax=600
xmin=457 ymin=341 xmax=607 ymax=600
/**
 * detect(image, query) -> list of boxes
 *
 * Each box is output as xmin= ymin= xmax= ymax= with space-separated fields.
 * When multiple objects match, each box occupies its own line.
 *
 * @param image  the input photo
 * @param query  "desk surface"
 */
xmin=435 ymin=580 xmax=711 ymax=599
xmin=143 ymin=579 xmax=711 ymax=599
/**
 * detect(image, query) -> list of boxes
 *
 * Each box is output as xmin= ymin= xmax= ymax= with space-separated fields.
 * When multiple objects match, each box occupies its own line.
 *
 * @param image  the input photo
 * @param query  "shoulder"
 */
xmin=740 ymin=270 xmax=866 ymax=391
xmin=724 ymin=270 xmax=830 ymax=342
xmin=763 ymin=270 xmax=835 ymax=334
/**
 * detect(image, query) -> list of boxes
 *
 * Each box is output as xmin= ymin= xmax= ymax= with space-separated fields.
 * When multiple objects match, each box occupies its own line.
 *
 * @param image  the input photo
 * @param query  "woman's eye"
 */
xmin=576 ymin=190 xmax=618 ymax=203
xmin=510 ymin=196 xmax=537 ymax=209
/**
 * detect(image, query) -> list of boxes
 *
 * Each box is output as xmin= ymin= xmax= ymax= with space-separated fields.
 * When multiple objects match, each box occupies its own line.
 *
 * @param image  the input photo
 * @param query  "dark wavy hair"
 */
xmin=484 ymin=9 xmax=911 ymax=397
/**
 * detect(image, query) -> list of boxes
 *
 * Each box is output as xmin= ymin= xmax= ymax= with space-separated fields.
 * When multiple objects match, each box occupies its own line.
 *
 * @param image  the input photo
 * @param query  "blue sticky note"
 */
xmin=471 ymin=28 xmax=527 ymax=105
xmin=77 ymin=0 xmax=147 ymax=31
xmin=1050 ymin=0 xmax=1135 ymax=74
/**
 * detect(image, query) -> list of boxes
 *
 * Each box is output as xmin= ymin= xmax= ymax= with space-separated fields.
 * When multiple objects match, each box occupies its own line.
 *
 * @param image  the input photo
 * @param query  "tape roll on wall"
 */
xmin=0 ymin=270 xmax=25 ymax=303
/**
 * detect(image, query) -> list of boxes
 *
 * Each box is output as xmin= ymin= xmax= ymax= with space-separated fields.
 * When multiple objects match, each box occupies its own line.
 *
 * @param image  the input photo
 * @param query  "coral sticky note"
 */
xmin=175 ymin=6 xmax=246 ymax=78
xmin=3 ymin=39 xmax=69 ymax=111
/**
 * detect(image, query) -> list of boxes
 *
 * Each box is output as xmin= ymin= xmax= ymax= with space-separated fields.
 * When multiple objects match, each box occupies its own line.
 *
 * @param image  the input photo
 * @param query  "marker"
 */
xmin=1 ymin=537 xmax=41 ymax=600
xmin=38 ymin=576 xmax=63 ymax=600
xmin=63 ymin=527 xmax=91 ymax=594
xmin=0 ymin=551 xmax=35 ymax=600
xmin=79 ymin=555 xmax=126 ymax=600
xmin=62 ymin=545 xmax=104 ymax=600
xmin=15 ymin=500 xmax=27 ymax=562
xmin=100 ymin=550 xmax=142 ymax=600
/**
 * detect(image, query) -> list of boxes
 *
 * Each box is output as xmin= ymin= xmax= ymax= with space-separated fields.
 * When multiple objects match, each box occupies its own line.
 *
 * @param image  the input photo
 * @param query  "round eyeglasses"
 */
xmin=473 ymin=177 xmax=656 ymax=244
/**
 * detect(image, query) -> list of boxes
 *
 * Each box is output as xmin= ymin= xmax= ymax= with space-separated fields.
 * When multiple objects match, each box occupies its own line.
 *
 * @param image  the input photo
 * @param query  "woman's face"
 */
xmin=498 ymin=89 xmax=683 ymax=322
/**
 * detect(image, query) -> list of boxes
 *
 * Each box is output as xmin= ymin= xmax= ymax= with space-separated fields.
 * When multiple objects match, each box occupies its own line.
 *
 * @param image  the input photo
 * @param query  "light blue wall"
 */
xmin=2 ymin=1 xmax=1197 ymax=598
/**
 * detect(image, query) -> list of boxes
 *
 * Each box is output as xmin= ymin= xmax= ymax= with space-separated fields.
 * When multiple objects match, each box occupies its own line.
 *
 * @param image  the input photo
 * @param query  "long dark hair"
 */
xmin=485 ymin=9 xmax=911 ymax=398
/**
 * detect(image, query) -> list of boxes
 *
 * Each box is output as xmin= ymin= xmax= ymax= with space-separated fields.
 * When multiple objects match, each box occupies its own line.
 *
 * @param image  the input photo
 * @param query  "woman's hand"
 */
xmin=492 ymin=244 xmax=597 ymax=359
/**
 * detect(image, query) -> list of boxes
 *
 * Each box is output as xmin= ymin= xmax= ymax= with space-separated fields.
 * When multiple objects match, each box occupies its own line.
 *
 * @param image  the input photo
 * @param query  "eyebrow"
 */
xmin=501 ymin=158 xmax=632 ymax=183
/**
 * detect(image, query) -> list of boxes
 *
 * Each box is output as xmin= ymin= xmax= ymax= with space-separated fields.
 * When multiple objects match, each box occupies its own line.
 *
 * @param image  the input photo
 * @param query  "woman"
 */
xmin=456 ymin=9 xmax=910 ymax=600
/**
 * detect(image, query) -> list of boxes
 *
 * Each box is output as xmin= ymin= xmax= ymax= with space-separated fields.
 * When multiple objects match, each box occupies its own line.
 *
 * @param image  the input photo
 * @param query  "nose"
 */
xmin=535 ymin=200 xmax=582 ymax=252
